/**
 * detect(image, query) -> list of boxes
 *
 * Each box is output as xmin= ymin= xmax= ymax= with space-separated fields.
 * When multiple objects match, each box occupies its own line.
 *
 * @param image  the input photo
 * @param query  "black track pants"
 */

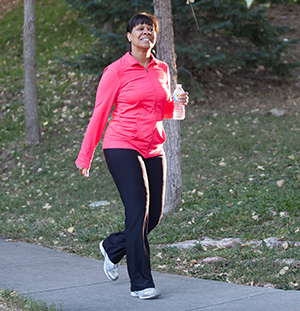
xmin=102 ymin=149 xmax=166 ymax=291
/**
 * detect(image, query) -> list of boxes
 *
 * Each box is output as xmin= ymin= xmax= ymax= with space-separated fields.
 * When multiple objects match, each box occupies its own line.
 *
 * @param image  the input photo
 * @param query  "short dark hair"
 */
xmin=126 ymin=12 xmax=159 ymax=34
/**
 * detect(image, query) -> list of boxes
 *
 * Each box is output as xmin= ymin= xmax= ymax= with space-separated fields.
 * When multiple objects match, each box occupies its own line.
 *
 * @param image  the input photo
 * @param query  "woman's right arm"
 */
xmin=75 ymin=66 xmax=120 ymax=171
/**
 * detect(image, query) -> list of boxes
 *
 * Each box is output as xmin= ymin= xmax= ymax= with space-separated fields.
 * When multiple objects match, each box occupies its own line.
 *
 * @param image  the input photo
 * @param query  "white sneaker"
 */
xmin=99 ymin=241 xmax=119 ymax=281
xmin=131 ymin=288 xmax=161 ymax=300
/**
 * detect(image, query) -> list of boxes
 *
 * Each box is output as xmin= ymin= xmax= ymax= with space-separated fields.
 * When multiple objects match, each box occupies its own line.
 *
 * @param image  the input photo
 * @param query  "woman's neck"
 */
xmin=130 ymin=49 xmax=151 ymax=69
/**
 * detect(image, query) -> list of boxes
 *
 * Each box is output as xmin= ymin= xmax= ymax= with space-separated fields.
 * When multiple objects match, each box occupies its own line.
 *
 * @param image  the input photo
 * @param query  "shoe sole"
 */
xmin=99 ymin=241 xmax=119 ymax=281
xmin=131 ymin=291 xmax=161 ymax=300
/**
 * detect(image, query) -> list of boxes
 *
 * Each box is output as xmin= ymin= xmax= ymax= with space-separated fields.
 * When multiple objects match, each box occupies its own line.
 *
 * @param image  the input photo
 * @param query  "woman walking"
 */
xmin=75 ymin=12 xmax=188 ymax=300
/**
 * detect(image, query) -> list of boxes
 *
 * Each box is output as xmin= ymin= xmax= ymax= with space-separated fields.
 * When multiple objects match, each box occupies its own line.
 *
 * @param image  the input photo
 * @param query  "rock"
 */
xmin=263 ymin=237 xmax=283 ymax=248
xmin=167 ymin=240 xmax=200 ymax=249
xmin=202 ymin=256 xmax=225 ymax=263
xmin=89 ymin=200 xmax=110 ymax=207
xmin=264 ymin=283 xmax=276 ymax=289
xmin=163 ymin=237 xmax=297 ymax=251
xmin=200 ymin=237 xmax=242 ymax=248
xmin=267 ymin=108 xmax=285 ymax=117
xmin=166 ymin=237 xmax=241 ymax=250
xmin=276 ymin=258 xmax=297 ymax=265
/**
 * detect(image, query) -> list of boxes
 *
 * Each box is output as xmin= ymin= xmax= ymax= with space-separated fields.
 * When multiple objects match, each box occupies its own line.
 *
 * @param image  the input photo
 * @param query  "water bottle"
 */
xmin=173 ymin=84 xmax=185 ymax=120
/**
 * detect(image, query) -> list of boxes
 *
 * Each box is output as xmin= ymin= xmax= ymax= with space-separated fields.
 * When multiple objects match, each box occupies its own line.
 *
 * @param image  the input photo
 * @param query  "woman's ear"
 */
xmin=127 ymin=32 xmax=132 ymax=42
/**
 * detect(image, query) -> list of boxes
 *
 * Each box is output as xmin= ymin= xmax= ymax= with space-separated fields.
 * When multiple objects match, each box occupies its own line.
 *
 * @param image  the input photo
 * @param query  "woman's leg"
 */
xmin=144 ymin=154 xmax=166 ymax=234
xmin=102 ymin=149 xmax=165 ymax=291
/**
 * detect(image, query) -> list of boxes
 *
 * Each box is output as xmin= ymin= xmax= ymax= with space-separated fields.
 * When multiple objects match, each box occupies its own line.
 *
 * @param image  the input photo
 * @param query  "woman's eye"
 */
xmin=137 ymin=27 xmax=153 ymax=32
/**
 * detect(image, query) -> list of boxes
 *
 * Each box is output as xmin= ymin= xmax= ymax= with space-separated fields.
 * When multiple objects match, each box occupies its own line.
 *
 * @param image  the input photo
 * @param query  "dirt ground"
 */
xmin=193 ymin=4 xmax=300 ymax=114
xmin=0 ymin=0 xmax=19 ymax=18
xmin=268 ymin=3 xmax=300 ymax=64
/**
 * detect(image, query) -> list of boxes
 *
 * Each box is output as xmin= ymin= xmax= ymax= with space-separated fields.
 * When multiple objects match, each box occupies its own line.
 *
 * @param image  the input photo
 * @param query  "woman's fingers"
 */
xmin=76 ymin=165 xmax=89 ymax=177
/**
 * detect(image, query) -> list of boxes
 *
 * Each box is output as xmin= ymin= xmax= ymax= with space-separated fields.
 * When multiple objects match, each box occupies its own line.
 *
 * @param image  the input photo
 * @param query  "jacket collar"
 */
xmin=125 ymin=51 xmax=158 ymax=67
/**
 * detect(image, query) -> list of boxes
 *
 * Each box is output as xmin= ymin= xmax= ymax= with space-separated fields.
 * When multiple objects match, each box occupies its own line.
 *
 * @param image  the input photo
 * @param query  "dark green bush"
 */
xmin=173 ymin=0 xmax=299 ymax=79
xmin=64 ymin=0 xmax=299 ymax=79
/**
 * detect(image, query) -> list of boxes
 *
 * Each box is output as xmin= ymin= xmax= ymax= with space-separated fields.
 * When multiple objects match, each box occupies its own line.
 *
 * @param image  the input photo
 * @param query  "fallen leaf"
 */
xmin=190 ymin=260 xmax=198 ymax=265
xmin=289 ymin=281 xmax=299 ymax=288
xmin=279 ymin=268 xmax=286 ymax=276
xmin=219 ymin=161 xmax=227 ymax=166
xmin=264 ymin=283 xmax=276 ymax=289
xmin=10 ymin=291 xmax=18 ymax=297
xmin=277 ymin=179 xmax=284 ymax=187
xmin=158 ymin=265 xmax=167 ymax=269
xmin=42 ymin=203 xmax=52 ymax=210
xmin=282 ymin=242 xmax=289 ymax=250
xmin=67 ymin=227 xmax=75 ymax=233
xmin=156 ymin=252 xmax=162 ymax=259
xmin=280 ymin=211 xmax=287 ymax=217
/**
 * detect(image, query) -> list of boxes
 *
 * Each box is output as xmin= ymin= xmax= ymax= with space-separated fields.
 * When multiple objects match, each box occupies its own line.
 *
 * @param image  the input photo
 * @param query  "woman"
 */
xmin=75 ymin=12 xmax=188 ymax=300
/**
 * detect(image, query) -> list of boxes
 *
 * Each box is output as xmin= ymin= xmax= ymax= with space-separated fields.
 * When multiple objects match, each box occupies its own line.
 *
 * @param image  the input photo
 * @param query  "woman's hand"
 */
xmin=174 ymin=92 xmax=189 ymax=106
xmin=76 ymin=165 xmax=89 ymax=177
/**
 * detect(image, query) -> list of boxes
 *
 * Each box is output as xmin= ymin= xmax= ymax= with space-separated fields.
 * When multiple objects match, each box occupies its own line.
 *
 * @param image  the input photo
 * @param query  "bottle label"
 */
xmin=174 ymin=94 xmax=185 ymax=101
xmin=173 ymin=104 xmax=185 ymax=120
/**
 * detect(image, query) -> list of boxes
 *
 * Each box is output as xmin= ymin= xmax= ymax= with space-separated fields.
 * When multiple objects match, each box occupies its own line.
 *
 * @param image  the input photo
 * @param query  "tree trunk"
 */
xmin=23 ymin=0 xmax=41 ymax=145
xmin=153 ymin=0 xmax=182 ymax=213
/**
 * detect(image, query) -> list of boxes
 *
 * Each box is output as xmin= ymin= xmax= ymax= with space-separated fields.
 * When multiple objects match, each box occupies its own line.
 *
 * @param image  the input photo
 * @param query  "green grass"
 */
xmin=1 ymin=0 xmax=300 ymax=292
xmin=0 ymin=288 xmax=64 ymax=311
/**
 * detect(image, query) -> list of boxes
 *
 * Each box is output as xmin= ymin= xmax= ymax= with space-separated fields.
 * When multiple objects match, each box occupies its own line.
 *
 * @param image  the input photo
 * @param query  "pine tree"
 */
xmin=173 ymin=0 xmax=299 ymax=81
xmin=65 ymin=0 xmax=299 ymax=79
xmin=65 ymin=0 xmax=153 ymax=74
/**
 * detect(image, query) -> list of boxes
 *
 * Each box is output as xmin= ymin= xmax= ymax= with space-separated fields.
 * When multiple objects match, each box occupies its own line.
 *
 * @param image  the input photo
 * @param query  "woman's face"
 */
xmin=127 ymin=23 xmax=157 ymax=52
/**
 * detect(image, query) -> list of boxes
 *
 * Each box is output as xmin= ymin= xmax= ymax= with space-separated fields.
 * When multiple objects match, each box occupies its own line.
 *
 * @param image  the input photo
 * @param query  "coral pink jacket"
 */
xmin=75 ymin=52 xmax=174 ymax=169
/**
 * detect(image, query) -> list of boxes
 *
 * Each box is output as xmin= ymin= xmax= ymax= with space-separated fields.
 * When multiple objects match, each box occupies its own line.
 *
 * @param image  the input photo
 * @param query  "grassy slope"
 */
xmin=1 ymin=0 xmax=300 ymax=290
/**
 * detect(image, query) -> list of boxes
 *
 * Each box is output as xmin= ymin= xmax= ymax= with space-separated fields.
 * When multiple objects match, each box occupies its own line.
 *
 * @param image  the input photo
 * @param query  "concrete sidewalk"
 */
xmin=0 ymin=238 xmax=299 ymax=311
